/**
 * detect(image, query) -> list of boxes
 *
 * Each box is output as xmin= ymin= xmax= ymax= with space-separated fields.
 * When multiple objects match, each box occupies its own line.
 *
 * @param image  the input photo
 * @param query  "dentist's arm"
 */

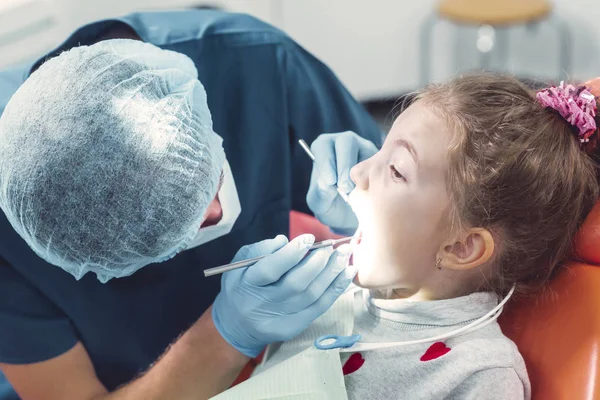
xmin=2 ymin=310 xmax=248 ymax=400
xmin=1 ymin=235 xmax=355 ymax=400
xmin=107 ymin=306 xmax=250 ymax=399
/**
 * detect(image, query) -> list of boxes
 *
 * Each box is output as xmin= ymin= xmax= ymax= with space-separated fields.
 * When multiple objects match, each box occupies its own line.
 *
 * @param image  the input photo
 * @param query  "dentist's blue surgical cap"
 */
xmin=0 ymin=39 xmax=225 ymax=282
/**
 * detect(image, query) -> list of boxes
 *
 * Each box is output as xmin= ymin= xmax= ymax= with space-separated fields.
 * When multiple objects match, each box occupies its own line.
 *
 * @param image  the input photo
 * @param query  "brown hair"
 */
xmin=415 ymin=73 xmax=599 ymax=294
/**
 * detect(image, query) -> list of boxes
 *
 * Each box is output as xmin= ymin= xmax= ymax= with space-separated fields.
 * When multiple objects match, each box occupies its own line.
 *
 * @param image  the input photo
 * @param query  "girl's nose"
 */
xmin=350 ymin=160 xmax=369 ymax=191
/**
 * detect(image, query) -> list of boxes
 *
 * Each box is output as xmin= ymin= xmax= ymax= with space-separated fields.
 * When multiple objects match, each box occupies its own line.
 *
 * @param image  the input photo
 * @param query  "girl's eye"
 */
xmin=390 ymin=165 xmax=404 ymax=182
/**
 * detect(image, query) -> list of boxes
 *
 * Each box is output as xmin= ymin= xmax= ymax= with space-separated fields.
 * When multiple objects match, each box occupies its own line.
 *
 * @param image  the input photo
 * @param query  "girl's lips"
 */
xmin=352 ymin=229 xmax=363 ymax=246
xmin=349 ymin=229 xmax=363 ymax=266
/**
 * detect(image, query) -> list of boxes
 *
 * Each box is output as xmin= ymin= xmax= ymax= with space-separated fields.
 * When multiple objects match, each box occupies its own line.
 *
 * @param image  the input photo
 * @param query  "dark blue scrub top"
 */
xmin=0 ymin=9 xmax=381 ymax=397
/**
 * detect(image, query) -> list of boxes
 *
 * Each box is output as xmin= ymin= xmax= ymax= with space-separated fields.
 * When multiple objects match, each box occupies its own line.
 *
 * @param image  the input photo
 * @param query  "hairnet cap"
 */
xmin=0 ymin=39 xmax=225 ymax=282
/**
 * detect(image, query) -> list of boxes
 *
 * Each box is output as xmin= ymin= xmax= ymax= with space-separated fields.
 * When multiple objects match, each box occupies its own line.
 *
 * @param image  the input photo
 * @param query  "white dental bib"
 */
xmin=211 ymin=286 xmax=514 ymax=400
xmin=211 ymin=289 xmax=356 ymax=399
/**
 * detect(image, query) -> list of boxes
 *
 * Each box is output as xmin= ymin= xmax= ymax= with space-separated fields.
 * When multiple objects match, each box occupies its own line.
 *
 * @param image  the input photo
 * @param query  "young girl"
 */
xmin=219 ymin=74 xmax=599 ymax=400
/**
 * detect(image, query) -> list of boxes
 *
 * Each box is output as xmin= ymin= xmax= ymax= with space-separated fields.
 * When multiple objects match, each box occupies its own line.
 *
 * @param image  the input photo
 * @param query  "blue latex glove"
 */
xmin=212 ymin=234 xmax=356 ymax=358
xmin=306 ymin=131 xmax=378 ymax=235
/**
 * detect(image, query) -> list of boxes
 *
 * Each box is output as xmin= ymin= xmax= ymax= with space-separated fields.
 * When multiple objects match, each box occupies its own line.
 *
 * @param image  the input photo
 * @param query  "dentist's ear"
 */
xmin=440 ymin=228 xmax=495 ymax=271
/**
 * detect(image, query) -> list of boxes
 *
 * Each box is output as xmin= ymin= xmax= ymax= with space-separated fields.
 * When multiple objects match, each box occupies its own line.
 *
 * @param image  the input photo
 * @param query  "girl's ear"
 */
xmin=441 ymin=228 xmax=494 ymax=271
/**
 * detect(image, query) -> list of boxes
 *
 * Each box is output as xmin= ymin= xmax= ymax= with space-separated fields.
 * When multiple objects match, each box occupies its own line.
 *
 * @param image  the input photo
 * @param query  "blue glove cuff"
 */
xmin=212 ymin=301 xmax=264 ymax=358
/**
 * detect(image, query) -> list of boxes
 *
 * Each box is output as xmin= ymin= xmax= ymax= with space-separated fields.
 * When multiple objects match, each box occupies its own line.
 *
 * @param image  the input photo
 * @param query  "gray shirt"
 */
xmin=343 ymin=291 xmax=531 ymax=400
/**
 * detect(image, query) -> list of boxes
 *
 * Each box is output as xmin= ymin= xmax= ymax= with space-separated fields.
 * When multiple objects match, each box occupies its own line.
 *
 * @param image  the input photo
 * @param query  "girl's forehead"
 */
xmin=388 ymin=103 xmax=450 ymax=149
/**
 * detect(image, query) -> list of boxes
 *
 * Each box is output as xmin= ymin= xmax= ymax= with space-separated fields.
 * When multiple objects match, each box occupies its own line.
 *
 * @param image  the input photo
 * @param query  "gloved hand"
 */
xmin=306 ymin=131 xmax=378 ymax=235
xmin=212 ymin=234 xmax=356 ymax=358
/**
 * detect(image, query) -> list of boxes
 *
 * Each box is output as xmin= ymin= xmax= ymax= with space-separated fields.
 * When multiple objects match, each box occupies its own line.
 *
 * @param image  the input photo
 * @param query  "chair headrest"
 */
xmin=575 ymin=78 xmax=600 ymax=265
xmin=574 ymin=201 xmax=600 ymax=266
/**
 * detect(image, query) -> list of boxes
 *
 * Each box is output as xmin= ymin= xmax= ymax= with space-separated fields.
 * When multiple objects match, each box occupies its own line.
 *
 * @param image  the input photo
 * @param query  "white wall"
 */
xmin=1 ymin=0 xmax=599 ymax=101
xmin=0 ymin=0 xmax=275 ymax=68
xmin=280 ymin=0 xmax=600 ymax=99
xmin=280 ymin=0 xmax=455 ymax=99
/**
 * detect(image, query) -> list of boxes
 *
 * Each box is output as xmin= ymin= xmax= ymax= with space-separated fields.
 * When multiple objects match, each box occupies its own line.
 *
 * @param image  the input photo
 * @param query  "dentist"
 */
xmin=0 ymin=9 xmax=380 ymax=400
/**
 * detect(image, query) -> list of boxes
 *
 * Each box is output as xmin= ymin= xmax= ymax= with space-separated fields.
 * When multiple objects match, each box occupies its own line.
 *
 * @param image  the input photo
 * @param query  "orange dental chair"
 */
xmin=498 ymin=202 xmax=600 ymax=400
xmin=495 ymin=78 xmax=600 ymax=399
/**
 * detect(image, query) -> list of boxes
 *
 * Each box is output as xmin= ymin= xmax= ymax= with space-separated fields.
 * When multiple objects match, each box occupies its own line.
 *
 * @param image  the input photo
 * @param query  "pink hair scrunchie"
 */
xmin=536 ymin=82 xmax=598 ymax=144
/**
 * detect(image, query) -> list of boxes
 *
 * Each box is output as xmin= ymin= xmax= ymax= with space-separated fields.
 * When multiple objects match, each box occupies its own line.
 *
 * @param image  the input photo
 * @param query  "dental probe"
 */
xmin=203 ymin=237 xmax=352 ymax=277
xmin=298 ymin=139 xmax=351 ymax=204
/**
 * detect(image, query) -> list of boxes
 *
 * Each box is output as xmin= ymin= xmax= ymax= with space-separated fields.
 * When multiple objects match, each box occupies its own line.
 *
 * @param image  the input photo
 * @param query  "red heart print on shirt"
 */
xmin=420 ymin=342 xmax=451 ymax=361
xmin=342 ymin=352 xmax=365 ymax=375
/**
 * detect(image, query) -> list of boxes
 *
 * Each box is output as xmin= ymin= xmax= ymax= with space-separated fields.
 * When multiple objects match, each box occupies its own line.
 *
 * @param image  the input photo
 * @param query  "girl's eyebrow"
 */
xmin=394 ymin=138 xmax=419 ymax=165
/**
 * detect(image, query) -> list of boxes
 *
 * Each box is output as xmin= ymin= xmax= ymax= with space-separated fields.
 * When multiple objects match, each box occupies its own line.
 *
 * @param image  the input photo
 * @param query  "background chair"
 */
xmin=420 ymin=0 xmax=571 ymax=86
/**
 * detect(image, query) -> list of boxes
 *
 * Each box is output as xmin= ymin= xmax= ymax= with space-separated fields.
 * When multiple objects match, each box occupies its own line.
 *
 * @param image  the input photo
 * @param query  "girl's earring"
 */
xmin=435 ymin=258 xmax=442 ymax=270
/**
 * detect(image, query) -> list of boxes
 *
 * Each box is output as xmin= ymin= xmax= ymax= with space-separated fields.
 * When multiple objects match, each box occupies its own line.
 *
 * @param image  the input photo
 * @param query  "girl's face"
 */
xmin=349 ymin=101 xmax=454 ymax=290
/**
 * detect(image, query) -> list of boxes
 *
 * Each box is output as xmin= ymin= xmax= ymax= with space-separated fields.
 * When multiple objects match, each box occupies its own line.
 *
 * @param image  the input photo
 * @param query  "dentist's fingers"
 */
xmin=292 ymin=261 xmax=358 ymax=320
xmin=306 ymin=165 xmax=339 ymax=214
xmin=243 ymin=234 xmax=315 ymax=286
xmin=310 ymin=134 xmax=338 ymax=187
xmin=334 ymin=132 xmax=360 ymax=194
xmin=356 ymin=135 xmax=379 ymax=161
xmin=233 ymin=235 xmax=289 ymax=261
xmin=279 ymin=246 xmax=350 ymax=293
xmin=221 ymin=235 xmax=289 ymax=289
xmin=282 ymin=244 xmax=354 ymax=311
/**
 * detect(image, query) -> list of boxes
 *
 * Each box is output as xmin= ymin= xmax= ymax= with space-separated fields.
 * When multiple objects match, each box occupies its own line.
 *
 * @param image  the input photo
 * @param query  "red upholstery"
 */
xmin=289 ymin=210 xmax=344 ymax=241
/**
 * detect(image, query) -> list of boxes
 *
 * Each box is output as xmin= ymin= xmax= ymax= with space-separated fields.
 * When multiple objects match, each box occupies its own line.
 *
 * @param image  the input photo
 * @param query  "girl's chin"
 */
xmin=352 ymin=268 xmax=379 ymax=288
xmin=352 ymin=260 xmax=404 ymax=289
xmin=351 ymin=271 xmax=366 ymax=288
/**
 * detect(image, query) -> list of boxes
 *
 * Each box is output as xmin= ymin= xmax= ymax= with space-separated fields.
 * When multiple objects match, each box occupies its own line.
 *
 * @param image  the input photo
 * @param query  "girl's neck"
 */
xmin=384 ymin=278 xmax=484 ymax=301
